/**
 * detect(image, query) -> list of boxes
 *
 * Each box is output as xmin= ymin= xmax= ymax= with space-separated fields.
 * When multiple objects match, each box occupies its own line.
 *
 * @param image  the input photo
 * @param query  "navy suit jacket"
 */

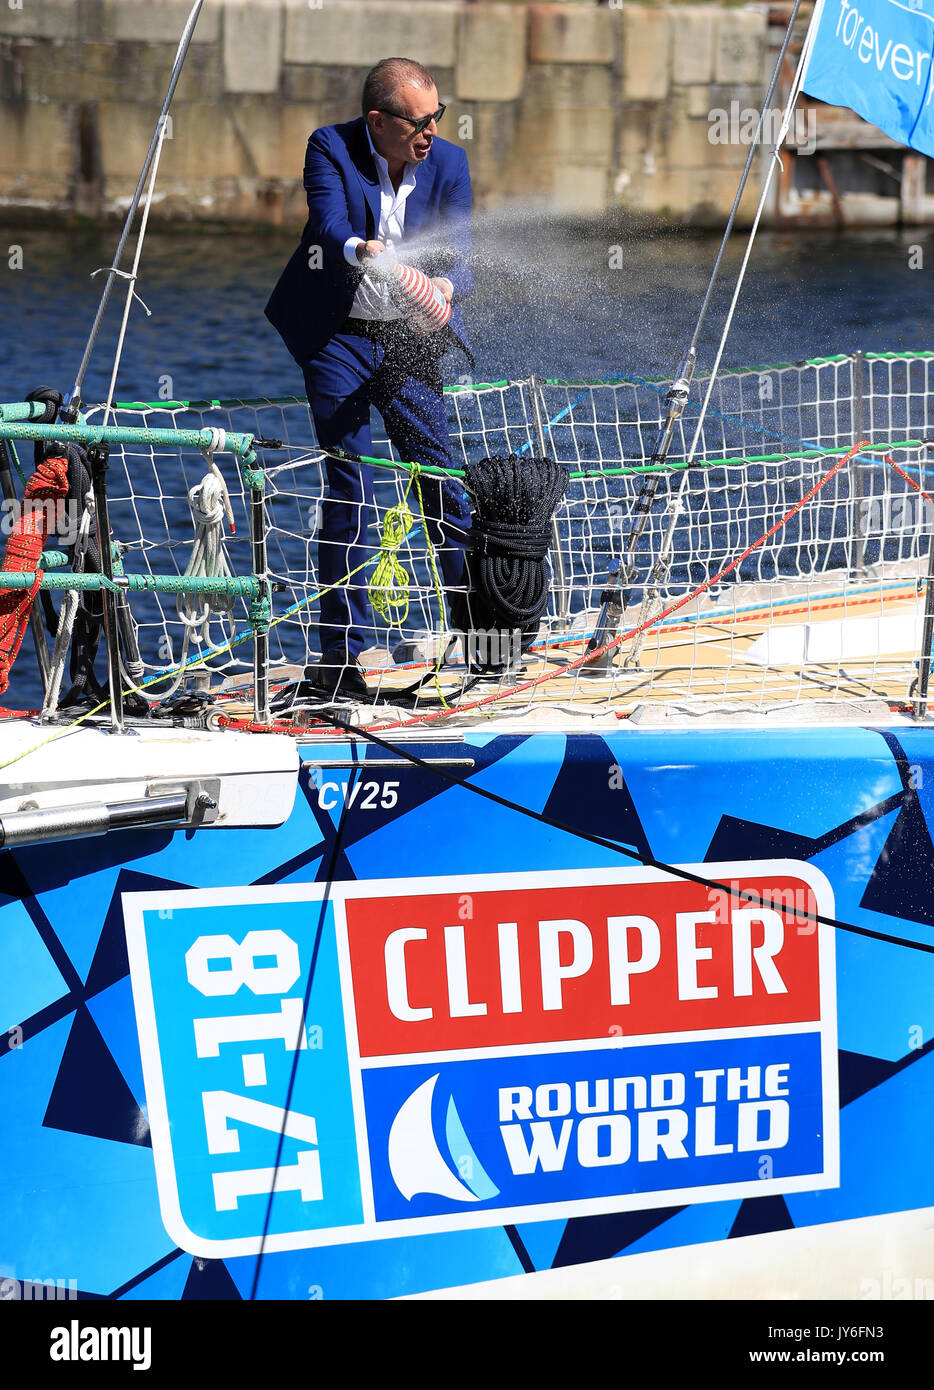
xmin=266 ymin=117 xmax=473 ymax=368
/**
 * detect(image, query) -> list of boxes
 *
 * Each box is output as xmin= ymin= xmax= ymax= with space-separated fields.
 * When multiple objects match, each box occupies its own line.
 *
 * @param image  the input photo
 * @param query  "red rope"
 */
xmin=882 ymin=452 xmax=934 ymax=508
xmin=0 ymin=456 xmax=69 ymax=698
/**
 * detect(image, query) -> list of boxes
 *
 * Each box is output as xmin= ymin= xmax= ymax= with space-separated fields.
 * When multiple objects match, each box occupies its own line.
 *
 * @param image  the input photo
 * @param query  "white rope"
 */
xmin=179 ymin=463 xmax=235 ymax=643
xmin=204 ymin=427 xmax=228 ymax=460
xmin=111 ymin=462 xmax=234 ymax=706
xmin=42 ymin=500 xmax=92 ymax=718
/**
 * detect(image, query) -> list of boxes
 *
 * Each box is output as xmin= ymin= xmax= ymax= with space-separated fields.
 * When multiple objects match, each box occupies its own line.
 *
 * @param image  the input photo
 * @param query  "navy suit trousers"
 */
xmin=303 ymin=324 xmax=471 ymax=661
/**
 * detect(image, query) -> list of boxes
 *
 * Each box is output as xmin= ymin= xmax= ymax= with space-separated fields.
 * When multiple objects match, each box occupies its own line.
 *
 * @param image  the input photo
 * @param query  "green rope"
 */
xmin=5 ymin=437 xmax=28 ymax=490
xmin=340 ymin=437 xmax=928 ymax=485
xmin=238 ymin=449 xmax=265 ymax=493
xmin=39 ymin=550 xmax=69 ymax=569
xmin=107 ymin=353 xmax=934 ymax=414
xmin=0 ymin=572 xmax=261 ymax=595
xmin=248 ymin=591 xmax=272 ymax=634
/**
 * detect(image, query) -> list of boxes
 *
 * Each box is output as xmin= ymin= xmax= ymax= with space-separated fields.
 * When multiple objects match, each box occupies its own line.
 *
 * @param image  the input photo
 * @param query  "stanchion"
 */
xmin=88 ymin=443 xmax=124 ymax=732
xmin=913 ymin=525 xmax=934 ymax=719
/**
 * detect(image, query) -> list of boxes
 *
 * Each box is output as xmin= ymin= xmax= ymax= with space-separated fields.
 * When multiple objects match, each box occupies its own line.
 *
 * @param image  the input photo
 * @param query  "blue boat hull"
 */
xmin=3 ymin=723 xmax=933 ymax=1300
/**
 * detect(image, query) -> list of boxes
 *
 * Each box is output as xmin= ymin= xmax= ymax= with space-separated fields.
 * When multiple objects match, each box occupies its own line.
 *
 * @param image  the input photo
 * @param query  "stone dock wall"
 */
xmin=0 ymin=1 xmax=778 ymax=227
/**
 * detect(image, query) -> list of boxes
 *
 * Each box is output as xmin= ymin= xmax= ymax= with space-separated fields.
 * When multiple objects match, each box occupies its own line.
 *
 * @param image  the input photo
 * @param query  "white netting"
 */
xmin=78 ymin=351 xmax=934 ymax=712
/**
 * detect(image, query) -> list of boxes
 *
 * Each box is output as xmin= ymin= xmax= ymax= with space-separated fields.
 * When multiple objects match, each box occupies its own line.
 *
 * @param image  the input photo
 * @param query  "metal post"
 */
xmin=0 ymin=437 xmax=52 ymax=696
xmin=914 ymin=527 xmax=934 ymax=719
xmin=247 ymin=460 xmax=270 ymax=725
xmin=524 ymin=376 xmax=570 ymax=629
xmin=851 ymin=349 xmax=868 ymax=575
xmin=88 ymin=444 xmax=124 ymax=731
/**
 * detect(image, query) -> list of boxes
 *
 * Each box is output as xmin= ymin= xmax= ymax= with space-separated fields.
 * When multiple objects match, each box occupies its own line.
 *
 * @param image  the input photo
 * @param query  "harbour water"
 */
xmin=1 ymin=219 xmax=931 ymax=708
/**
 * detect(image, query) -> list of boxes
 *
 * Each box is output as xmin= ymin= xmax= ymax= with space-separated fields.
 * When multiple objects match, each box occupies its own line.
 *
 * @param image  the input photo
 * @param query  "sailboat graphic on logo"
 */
xmin=387 ymin=1074 xmax=499 ymax=1203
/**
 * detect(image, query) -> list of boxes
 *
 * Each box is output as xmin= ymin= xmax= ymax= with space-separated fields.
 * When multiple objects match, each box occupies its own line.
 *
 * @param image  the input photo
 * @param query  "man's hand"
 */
xmin=432 ymin=277 xmax=454 ymax=305
xmin=356 ymin=240 xmax=386 ymax=262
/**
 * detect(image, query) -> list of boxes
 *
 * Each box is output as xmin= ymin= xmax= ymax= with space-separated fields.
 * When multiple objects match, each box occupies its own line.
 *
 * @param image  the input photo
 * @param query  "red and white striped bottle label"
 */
xmin=393 ymin=262 xmax=452 ymax=335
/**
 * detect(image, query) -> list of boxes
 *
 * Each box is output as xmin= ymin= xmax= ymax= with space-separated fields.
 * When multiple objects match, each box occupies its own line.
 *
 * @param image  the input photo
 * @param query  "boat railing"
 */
xmin=0 ymin=348 xmax=932 ymax=726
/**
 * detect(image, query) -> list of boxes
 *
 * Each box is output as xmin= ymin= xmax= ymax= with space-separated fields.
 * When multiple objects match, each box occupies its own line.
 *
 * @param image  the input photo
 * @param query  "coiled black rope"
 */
xmin=451 ymin=454 xmax=569 ymax=666
xmin=32 ymin=440 xmax=107 ymax=707
xmin=25 ymin=386 xmax=63 ymax=436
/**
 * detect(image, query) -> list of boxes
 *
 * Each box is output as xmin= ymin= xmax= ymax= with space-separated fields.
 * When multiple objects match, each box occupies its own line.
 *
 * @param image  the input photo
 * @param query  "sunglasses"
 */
xmin=376 ymin=105 xmax=446 ymax=136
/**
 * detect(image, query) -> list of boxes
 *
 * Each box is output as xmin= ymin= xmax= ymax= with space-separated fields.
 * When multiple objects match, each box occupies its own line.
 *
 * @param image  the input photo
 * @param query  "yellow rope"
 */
xmin=367 ymin=490 xmax=414 ymax=625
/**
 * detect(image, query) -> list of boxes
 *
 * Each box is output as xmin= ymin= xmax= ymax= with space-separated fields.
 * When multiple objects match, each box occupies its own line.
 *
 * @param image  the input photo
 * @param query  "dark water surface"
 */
xmin=3 ymin=220 xmax=932 ymax=401
xmin=1 ymin=218 xmax=932 ymax=707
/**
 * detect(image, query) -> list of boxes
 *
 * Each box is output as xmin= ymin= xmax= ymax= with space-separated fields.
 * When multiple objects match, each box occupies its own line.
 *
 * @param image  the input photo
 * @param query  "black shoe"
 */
xmin=272 ymin=655 xmax=370 ymax=711
xmin=467 ymin=662 xmax=527 ymax=683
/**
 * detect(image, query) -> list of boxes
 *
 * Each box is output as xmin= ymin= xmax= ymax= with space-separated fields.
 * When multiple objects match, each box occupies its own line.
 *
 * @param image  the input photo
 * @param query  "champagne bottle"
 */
xmin=367 ymin=252 xmax=452 ymax=336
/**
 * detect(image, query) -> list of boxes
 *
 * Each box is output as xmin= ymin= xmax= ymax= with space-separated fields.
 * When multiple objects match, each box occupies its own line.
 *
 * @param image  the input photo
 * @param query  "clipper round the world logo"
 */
xmin=123 ymin=861 xmax=838 ymax=1254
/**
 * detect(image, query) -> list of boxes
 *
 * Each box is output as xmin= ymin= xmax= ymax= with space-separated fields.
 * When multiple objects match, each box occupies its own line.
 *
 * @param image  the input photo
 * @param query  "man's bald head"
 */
xmin=362 ymin=58 xmax=436 ymax=118
xmin=363 ymin=57 xmax=443 ymax=178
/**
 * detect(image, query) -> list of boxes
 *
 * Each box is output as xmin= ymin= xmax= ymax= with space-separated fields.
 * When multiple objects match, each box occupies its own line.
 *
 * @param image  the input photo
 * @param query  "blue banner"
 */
xmin=362 ymin=1033 xmax=828 ymax=1224
xmin=803 ymin=0 xmax=934 ymax=157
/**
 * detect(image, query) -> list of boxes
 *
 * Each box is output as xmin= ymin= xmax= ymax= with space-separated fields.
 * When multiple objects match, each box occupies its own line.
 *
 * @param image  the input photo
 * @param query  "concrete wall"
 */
xmin=0 ymin=1 xmax=772 ymax=227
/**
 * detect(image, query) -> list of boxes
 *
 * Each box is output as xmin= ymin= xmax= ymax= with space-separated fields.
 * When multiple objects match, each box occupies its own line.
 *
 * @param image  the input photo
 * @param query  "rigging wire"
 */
xmin=248 ymin=762 xmax=360 ymax=1301
xmin=100 ymin=119 xmax=168 ymax=429
xmin=70 ymin=0 xmax=205 ymax=407
xmin=626 ymin=2 xmax=823 ymax=666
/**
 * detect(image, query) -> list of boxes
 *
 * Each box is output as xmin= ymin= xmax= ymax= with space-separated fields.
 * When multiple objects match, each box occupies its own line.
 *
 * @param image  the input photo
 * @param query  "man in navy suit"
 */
xmin=266 ymin=57 xmax=473 ymax=701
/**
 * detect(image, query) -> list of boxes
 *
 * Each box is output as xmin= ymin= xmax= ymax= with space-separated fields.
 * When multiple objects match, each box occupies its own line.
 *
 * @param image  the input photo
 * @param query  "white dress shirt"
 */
xmin=343 ymin=127 xmax=417 ymax=321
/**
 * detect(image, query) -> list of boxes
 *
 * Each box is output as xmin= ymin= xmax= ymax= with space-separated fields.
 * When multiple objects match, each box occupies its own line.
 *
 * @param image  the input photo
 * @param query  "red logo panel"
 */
xmin=345 ymin=873 xmax=823 ymax=1058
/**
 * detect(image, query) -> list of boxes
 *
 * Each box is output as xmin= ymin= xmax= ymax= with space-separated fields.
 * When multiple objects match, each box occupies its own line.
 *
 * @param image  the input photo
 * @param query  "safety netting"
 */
xmin=64 ymin=350 xmax=934 ymax=714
